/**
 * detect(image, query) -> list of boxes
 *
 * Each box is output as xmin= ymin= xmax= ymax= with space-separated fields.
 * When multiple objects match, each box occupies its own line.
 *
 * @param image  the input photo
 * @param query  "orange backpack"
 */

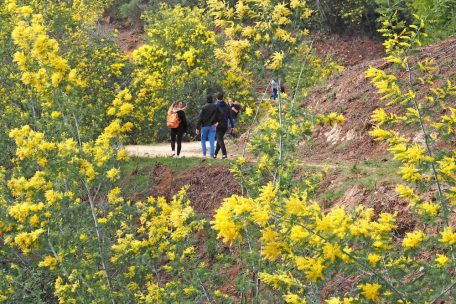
xmin=167 ymin=110 xmax=180 ymax=128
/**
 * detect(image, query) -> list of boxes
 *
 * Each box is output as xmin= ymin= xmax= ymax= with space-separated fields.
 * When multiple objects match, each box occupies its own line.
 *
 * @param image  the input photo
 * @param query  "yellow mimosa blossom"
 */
xmin=400 ymin=164 xmax=422 ymax=182
xmin=358 ymin=283 xmax=381 ymax=301
xmin=106 ymin=168 xmax=120 ymax=181
xmin=369 ymin=126 xmax=392 ymax=140
xmin=295 ymin=256 xmax=325 ymax=282
xmin=435 ymin=254 xmax=449 ymax=267
xmin=367 ymin=253 xmax=382 ymax=267
xmin=39 ymin=255 xmax=58 ymax=270
xmin=323 ymin=243 xmax=342 ymax=263
xmin=325 ymin=298 xmax=355 ymax=304
xmin=260 ymin=272 xmax=298 ymax=290
xmin=14 ymin=229 xmax=45 ymax=253
xmin=402 ymin=230 xmax=426 ymax=250
xmin=440 ymin=227 xmax=456 ymax=246
xmin=283 ymin=294 xmax=306 ymax=304
xmin=417 ymin=201 xmax=439 ymax=217
xmin=267 ymin=51 xmax=285 ymax=70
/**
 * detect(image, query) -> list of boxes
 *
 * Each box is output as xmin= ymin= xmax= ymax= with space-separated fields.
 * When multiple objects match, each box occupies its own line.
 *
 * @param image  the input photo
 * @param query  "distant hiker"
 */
xmin=228 ymin=98 xmax=242 ymax=137
xmin=214 ymin=91 xmax=234 ymax=159
xmin=196 ymin=94 xmax=219 ymax=158
xmin=167 ymin=101 xmax=188 ymax=157
xmin=270 ymin=79 xmax=278 ymax=100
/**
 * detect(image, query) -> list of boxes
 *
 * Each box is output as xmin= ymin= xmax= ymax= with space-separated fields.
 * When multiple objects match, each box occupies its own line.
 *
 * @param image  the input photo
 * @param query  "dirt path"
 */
xmin=124 ymin=142 xmax=340 ymax=170
xmin=125 ymin=141 xmax=240 ymax=158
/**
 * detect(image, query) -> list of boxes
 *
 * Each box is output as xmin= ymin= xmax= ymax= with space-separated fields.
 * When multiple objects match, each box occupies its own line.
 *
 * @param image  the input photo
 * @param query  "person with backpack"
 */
xmin=214 ymin=91 xmax=234 ymax=159
xmin=196 ymin=94 xmax=219 ymax=158
xmin=228 ymin=98 xmax=242 ymax=137
xmin=167 ymin=101 xmax=187 ymax=157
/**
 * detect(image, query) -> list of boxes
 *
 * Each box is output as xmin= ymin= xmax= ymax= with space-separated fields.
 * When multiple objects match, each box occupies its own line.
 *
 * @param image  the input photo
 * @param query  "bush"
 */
xmin=407 ymin=0 xmax=456 ymax=41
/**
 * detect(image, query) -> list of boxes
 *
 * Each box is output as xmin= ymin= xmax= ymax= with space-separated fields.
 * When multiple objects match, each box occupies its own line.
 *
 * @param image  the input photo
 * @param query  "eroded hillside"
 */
xmin=302 ymin=36 xmax=456 ymax=161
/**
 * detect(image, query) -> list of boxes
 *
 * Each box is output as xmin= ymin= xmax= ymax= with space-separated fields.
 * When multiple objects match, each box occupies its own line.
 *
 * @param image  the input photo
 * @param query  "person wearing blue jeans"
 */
xmin=196 ymin=94 xmax=219 ymax=157
xmin=200 ymin=124 xmax=216 ymax=157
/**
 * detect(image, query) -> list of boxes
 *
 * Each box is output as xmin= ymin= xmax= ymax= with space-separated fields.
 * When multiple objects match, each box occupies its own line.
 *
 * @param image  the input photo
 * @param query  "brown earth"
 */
xmin=100 ymin=17 xmax=144 ymax=54
xmin=129 ymin=163 xmax=241 ymax=217
xmin=115 ymin=23 xmax=144 ymax=53
xmin=314 ymin=34 xmax=385 ymax=67
xmin=301 ymin=35 xmax=456 ymax=161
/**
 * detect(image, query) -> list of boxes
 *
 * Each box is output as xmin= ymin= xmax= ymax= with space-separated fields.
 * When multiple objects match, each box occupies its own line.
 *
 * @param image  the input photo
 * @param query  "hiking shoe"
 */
xmin=213 ymin=155 xmax=217 ymax=159
xmin=222 ymin=155 xmax=227 ymax=159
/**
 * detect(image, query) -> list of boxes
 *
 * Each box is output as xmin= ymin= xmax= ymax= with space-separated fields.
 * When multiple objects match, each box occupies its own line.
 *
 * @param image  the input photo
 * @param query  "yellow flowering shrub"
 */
xmin=0 ymin=2 xmax=217 ymax=303
xmin=207 ymin=0 xmax=313 ymax=72
xmin=109 ymin=189 xmax=213 ymax=303
xmin=1 ymin=0 xmax=454 ymax=302
xmin=213 ymin=5 xmax=455 ymax=304
xmin=129 ymin=4 xmax=220 ymax=142
xmin=207 ymin=0 xmax=315 ymax=107
xmin=0 ymin=0 xmax=129 ymax=167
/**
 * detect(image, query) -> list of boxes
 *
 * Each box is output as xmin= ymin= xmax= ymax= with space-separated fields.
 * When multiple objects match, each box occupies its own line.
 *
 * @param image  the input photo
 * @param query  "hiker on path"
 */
xmin=196 ymin=94 xmax=219 ymax=158
xmin=167 ymin=101 xmax=188 ymax=157
xmin=270 ymin=79 xmax=278 ymax=100
xmin=214 ymin=91 xmax=234 ymax=159
xmin=228 ymin=98 xmax=242 ymax=137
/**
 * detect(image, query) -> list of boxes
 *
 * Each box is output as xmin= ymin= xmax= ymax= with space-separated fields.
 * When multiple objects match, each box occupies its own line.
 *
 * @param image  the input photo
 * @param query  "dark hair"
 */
xmin=216 ymin=91 xmax=224 ymax=101
xmin=206 ymin=94 xmax=213 ymax=104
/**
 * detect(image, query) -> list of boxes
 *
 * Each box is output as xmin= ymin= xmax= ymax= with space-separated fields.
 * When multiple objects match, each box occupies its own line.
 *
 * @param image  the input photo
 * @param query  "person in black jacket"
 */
xmin=169 ymin=101 xmax=188 ymax=157
xmin=196 ymin=94 xmax=219 ymax=158
xmin=214 ymin=91 xmax=234 ymax=159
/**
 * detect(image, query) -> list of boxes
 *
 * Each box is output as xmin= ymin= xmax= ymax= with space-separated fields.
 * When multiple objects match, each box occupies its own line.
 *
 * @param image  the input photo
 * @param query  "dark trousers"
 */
xmin=215 ymin=126 xmax=228 ymax=157
xmin=171 ymin=129 xmax=183 ymax=155
xmin=271 ymin=88 xmax=278 ymax=100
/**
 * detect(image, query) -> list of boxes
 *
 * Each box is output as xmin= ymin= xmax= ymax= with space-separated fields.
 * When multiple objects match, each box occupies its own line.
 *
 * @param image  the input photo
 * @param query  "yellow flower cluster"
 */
xmin=11 ymin=11 xmax=71 ymax=92
xmin=208 ymin=0 xmax=313 ymax=88
xmin=9 ymin=125 xmax=55 ymax=162
xmin=109 ymin=189 xmax=207 ymax=301
xmin=12 ymin=228 xmax=44 ymax=253
xmin=317 ymin=112 xmax=345 ymax=126
xmin=402 ymin=230 xmax=426 ymax=250
xmin=38 ymin=255 xmax=58 ymax=270
xmin=267 ymin=51 xmax=285 ymax=71
xmin=367 ymin=15 xmax=455 ymax=235
xmin=358 ymin=283 xmax=382 ymax=301
xmin=212 ymin=181 xmax=404 ymax=300
xmin=129 ymin=5 xmax=218 ymax=142
xmin=108 ymin=89 xmax=134 ymax=118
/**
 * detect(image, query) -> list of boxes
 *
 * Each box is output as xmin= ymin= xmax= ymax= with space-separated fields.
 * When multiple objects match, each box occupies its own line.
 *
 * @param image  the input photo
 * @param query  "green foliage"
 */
xmin=108 ymin=0 xmax=203 ymax=24
xmin=311 ymin=0 xmax=379 ymax=35
xmin=311 ymin=0 xmax=456 ymax=40
xmin=285 ymin=42 xmax=344 ymax=101
xmin=407 ymin=0 xmax=456 ymax=41
xmin=118 ymin=0 xmax=142 ymax=23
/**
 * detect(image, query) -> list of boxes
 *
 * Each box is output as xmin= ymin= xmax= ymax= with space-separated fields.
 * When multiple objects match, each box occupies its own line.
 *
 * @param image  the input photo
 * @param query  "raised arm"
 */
xmin=168 ymin=103 xmax=175 ymax=114
xmin=228 ymin=106 xmax=234 ymax=129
